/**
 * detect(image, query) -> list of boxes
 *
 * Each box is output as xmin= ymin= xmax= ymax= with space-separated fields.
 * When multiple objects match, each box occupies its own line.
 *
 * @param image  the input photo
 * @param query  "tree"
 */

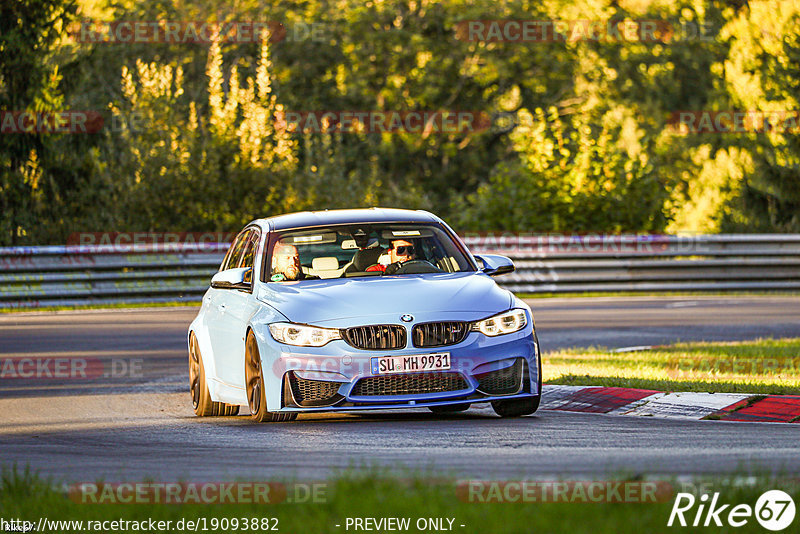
xmin=0 ymin=0 xmax=77 ymax=244
xmin=716 ymin=2 xmax=800 ymax=231
xmin=457 ymin=0 xmax=727 ymax=233
xmin=99 ymin=30 xmax=298 ymax=231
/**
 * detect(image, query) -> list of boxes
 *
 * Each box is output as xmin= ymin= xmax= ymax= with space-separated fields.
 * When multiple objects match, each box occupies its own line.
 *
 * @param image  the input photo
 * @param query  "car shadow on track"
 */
xmin=193 ymin=408 xmax=544 ymax=426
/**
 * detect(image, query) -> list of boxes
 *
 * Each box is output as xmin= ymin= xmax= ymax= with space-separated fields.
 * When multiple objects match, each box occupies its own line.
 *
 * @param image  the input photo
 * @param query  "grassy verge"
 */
xmin=2 ymin=467 xmax=798 ymax=533
xmin=544 ymin=338 xmax=800 ymax=394
xmin=0 ymin=301 xmax=200 ymax=314
xmin=519 ymin=290 xmax=800 ymax=299
xmin=4 ymin=291 xmax=798 ymax=314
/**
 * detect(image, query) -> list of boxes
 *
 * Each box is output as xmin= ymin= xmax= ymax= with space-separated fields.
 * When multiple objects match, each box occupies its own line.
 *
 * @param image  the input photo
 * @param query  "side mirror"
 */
xmin=474 ymin=254 xmax=515 ymax=276
xmin=211 ymin=267 xmax=252 ymax=290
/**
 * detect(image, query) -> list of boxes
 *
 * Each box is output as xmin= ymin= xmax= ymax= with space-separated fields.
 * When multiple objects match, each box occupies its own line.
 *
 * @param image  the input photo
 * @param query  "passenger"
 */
xmin=271 ymin=241 xmax=306 ymax=281
xmin=366 ymin=239 xmax=417 ymax=273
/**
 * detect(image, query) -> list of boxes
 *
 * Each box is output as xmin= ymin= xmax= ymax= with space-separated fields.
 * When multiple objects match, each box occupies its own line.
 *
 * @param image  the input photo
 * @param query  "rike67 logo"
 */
xmin=668 ymin=490 xmax=796 ymax=531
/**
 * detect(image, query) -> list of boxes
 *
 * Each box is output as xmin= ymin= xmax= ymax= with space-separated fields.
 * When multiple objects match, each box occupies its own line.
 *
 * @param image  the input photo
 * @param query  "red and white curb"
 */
xmin=541 ymin=385 xmax=800 ymax=423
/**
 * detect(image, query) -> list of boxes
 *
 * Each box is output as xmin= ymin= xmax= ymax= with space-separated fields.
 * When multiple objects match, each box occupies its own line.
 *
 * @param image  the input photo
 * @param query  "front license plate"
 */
xmin=371 ymin=353 xmax=451 ymax=375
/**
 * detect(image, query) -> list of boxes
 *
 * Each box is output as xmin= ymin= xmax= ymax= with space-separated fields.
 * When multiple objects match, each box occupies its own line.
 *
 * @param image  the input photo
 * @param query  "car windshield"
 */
xmin=266 ymin=224 xmax=474 ymax=282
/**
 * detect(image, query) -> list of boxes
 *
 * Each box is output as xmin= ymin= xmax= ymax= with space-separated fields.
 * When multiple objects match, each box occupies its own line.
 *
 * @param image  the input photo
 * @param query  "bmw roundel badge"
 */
xmin=401 ymin=314 xmax=414 ymax=322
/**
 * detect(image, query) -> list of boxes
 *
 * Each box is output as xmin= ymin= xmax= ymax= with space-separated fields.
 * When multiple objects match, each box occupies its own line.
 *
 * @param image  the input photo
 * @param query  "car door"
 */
xmin=211 ymin=228 xmax=263 ymax=387
xmin=206 ymin=229 xmax=251 ymax=384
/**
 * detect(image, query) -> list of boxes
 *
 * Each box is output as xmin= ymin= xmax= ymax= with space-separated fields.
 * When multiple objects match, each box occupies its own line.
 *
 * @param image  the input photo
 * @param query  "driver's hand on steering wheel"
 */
xmin=384 ymin=261 xmax=402 ymax=275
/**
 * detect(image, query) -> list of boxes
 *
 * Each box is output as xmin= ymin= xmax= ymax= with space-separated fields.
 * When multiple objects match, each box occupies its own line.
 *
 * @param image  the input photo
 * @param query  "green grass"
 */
xmin=519 ymin=290 xmax=800 ymax=299
xmin=3 ymin=290 xmax=797 ymax=314
xmin=2 ymin=466 xmax=798 ymax=533
xmin=545 ymin=338 xmax=800 ymax=394
xmin=0 ymin=301 xmax=200 ymax=314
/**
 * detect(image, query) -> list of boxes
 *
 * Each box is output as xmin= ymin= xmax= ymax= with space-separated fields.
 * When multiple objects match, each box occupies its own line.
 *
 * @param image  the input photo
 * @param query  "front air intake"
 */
xmin=475 ymin=358 xmax=524 ymax=395
xmin=287 ymin=372 xmax=344 ymax=407
xmin=351 ymin=372 xmax=469 ymax=396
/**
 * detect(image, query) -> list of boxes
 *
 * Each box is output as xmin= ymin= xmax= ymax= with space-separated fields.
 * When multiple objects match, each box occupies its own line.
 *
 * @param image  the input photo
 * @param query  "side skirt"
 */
xmin=208 ymin=377 xmax=248 ymax=406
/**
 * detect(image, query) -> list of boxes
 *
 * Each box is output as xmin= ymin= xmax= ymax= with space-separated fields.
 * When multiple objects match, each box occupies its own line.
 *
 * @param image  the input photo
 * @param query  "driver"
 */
xmin=366 ymin=239 xmax=416 ymax=272
xmin=389 ymin=239 xmax=416 ymax=264
xmin=270 ymin=241 xmax=305 ymax=281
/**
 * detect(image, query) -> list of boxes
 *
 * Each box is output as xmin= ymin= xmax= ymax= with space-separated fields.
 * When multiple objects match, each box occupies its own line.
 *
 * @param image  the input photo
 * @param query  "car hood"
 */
xmin=256 ymin=272 xmax=513 ymax=325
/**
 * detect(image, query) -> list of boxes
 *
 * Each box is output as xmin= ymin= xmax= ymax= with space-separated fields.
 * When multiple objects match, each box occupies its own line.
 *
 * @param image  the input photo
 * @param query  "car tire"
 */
xmin=189 ymin=332 xmax=240 ymax=417
xmin=428 ymin=403 xmax=471 ymax=414
xmin=245 ymin=330 xmax=297 ymax=423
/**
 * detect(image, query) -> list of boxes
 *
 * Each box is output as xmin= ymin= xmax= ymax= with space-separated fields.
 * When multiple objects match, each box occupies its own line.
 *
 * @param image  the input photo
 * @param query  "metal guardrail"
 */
xmin=1 ymin=235 xmax=799 ymax=308
xmin=0 ymin=244 xmax=227 ymax=309
xmin=462 ymin=234 xmax=800 ymax=294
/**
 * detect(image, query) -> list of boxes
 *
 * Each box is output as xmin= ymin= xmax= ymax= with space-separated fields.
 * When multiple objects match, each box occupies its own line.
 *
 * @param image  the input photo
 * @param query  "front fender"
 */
xmin=249 ymin=305 xmax=290 ymax=412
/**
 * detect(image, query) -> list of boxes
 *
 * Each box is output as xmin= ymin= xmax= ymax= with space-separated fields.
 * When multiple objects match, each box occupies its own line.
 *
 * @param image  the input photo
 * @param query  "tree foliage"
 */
xmin=0 ymin=0 xmax=77 ymax=244
xmin=714 ymin=1 xmax=800 ymax=231
xmin=1 ymin=0 xmax=799 ymax=244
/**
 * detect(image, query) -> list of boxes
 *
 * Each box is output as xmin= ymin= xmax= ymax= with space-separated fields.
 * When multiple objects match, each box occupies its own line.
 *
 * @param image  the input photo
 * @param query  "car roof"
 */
xmin=255 ymin=208 xmax=441 ymax=231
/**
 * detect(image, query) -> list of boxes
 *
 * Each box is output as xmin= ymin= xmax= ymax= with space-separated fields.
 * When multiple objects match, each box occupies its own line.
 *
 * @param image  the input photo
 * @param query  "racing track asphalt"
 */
xmin=1 ymin=296 xmax=799 ymax=482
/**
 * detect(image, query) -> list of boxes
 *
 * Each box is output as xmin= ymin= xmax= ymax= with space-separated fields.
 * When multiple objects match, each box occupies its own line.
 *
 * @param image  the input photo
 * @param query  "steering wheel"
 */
xmin=388 ymin=260 xmax=441 ymax=275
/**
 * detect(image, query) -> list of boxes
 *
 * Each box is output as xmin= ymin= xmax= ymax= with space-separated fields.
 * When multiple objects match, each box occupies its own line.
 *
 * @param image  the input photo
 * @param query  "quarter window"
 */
xmin=238 ymin=230 xmax=259 ymax=271
xmin=221 ymin=230 xmax=251 ymax=271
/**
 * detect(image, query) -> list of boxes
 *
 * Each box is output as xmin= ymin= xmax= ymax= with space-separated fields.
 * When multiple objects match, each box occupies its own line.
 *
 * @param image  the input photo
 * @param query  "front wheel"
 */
xmin=245 ymin=331 xmax=297 ymax=423
xmin=189 ymin=332 xmax=239 ymax=416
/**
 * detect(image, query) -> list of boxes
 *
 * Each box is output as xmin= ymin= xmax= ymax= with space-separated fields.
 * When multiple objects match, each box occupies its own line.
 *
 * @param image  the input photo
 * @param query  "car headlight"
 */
xmin=268 ymin=322 xmax=342 ymax=347
xmin=471 ymin=309 xmax=528 ymax=336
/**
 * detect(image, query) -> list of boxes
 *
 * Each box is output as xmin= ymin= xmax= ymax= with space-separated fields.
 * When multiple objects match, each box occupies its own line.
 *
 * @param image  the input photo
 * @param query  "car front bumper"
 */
xmin=254 ymin=324 xmax=540 ymax=413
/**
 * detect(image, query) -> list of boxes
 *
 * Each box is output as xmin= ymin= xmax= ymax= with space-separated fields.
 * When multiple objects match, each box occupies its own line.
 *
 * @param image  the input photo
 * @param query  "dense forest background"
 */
xmin=1 ymin=0 xmax=798 ymax=245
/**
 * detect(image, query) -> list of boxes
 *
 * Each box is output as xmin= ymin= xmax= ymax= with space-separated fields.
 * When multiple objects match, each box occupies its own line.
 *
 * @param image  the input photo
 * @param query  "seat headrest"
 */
xmin=312 ymin=257 xmax=340 ymax=271
xmin=351 ymin=247 xmax=385 ymax=271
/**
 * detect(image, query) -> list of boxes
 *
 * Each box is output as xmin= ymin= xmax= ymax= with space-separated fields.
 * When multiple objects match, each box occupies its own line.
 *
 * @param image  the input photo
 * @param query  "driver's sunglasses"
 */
xmin=394 ymin=245 xmax=415 ymax=255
